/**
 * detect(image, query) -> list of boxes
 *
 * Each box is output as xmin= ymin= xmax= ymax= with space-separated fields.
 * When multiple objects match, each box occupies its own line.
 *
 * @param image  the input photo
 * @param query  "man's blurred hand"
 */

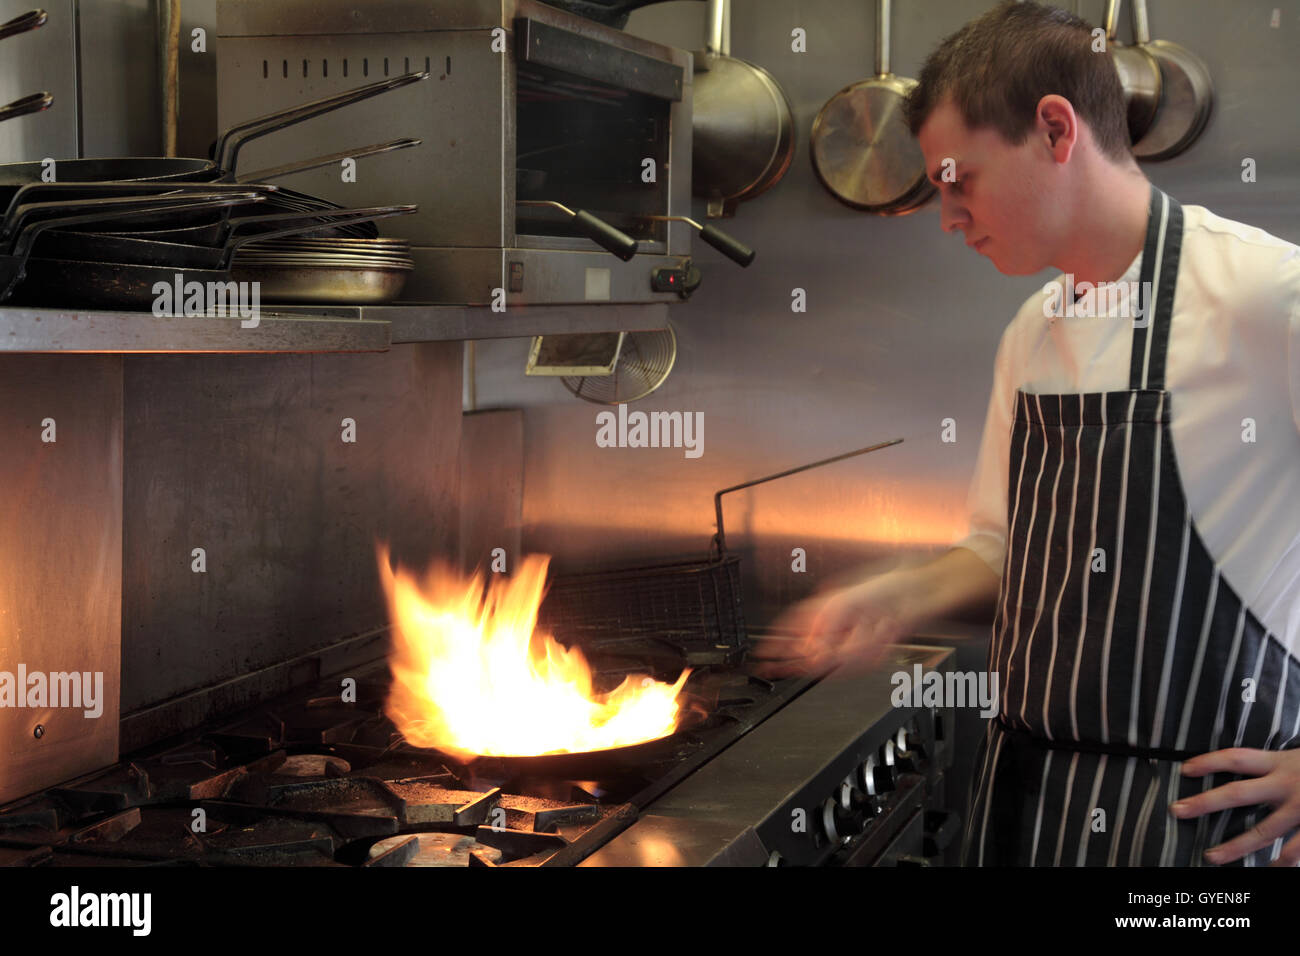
xmin=750 ymin=571 xmax=919 ymax=679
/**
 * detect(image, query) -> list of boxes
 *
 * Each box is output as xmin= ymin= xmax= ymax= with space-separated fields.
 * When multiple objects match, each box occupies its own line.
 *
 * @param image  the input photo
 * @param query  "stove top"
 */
xmin=0 ymin=658 xmax=813 ymax=867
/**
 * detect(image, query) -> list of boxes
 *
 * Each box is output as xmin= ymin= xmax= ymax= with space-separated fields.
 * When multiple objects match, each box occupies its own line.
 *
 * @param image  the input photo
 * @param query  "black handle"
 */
xmin=698 ymin=223 xmax=755 ymax=267
xmin=573 ymin=209 xmax=637 ymax=261
xmin=0 ymin=9 xmax=47 ymax=42
xmin=0 ymin=91 xmax=52 ymax=124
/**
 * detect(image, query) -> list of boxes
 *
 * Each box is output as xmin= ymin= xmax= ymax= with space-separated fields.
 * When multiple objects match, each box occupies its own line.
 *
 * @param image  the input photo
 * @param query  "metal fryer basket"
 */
xmin=536 ymin=439 xmax=903 ymax=670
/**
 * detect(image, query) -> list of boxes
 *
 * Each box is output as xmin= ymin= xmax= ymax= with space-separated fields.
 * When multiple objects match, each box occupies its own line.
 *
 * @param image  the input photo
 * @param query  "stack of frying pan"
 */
xmin=232 ymin=234 xmax=414 ymax=305
xmin=0 ymin=71 xmax=430 ymax=309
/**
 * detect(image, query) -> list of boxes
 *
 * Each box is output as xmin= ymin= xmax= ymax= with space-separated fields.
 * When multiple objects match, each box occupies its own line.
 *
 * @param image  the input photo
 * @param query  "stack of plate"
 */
xmin=232 ymin=236 xmax=413 ymax=304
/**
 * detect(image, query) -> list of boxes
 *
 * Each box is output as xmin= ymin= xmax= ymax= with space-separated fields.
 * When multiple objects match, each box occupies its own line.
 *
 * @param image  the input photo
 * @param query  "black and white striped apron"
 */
xmin=962 ymin=186 xmax=1300 ymax=866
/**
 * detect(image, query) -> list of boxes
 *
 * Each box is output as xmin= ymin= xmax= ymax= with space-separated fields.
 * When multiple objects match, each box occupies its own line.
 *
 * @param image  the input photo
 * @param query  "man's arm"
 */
xmin=893 ymin=545 xmax=1002 ymax=628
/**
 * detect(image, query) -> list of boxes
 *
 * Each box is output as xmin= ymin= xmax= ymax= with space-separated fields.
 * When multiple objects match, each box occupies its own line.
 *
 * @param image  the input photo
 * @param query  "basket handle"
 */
xmin=710 ymin=438 xmax=904 ymax=557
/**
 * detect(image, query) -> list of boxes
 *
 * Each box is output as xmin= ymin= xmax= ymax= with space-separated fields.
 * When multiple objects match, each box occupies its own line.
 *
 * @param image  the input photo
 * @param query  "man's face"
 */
xmin=916 ymin=96 xmax=1065 ymax=275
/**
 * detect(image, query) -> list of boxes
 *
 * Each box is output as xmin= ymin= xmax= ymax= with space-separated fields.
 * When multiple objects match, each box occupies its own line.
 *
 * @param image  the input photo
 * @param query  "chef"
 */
xmin=755 ymin=0 xmax=1300 ymax=866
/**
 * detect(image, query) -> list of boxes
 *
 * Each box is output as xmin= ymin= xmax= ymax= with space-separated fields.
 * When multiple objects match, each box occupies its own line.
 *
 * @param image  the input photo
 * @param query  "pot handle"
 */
xmin=1131 ymin=0 xmax=1151 ymax=45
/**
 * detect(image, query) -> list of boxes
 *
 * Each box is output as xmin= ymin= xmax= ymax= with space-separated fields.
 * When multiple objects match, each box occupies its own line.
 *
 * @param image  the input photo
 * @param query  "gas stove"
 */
xmin=0 ymin=637 xmax=956 ymax=868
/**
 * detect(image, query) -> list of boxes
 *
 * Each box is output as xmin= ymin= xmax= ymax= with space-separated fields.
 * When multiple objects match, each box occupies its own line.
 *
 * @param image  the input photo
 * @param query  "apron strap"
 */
xmin=995 ymin=715 xmax=1201 ymax=763
xmin=1128 ymin=185 xmax=1185 ymax=391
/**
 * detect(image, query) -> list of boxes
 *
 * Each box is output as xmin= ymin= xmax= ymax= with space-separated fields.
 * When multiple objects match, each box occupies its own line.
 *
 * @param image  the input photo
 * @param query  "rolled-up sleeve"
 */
xmin=952 ymin=321 xmax=1017 ymax=578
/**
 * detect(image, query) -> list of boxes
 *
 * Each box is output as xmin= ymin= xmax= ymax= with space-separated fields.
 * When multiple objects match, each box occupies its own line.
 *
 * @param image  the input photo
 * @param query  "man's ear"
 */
xmin=1036 ymin=95 xmax=1078 ymax=161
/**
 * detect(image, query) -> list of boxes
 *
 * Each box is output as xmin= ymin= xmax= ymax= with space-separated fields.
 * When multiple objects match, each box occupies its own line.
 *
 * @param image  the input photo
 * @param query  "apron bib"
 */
xmin=961 ymin=186 xmax=1300 ymax=866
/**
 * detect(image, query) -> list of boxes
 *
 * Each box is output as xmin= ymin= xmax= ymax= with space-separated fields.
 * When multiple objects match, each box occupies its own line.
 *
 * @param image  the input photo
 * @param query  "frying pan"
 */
xmin=0 ymin=181 xmax=278 ymax=242
xmin=24 ymin=209 xmax=373 ymax=268
xmin=810 ymin=0 xmax=934 ymax=213
xmin=11 ymin=206 xmax=417 ymax=309
xmin=1103 ymin=0 xmax=1161 ymax=146
xmin=0 ymin=92 xmax=52 ymax=124
xmin=413 ymin=704 xmax=710 ymax=781
xmin=691 ymin=0 xmax=795 ymax=218
xmin=0 ymin=138 xmax=421 ymax=242
xmin=0 ymin=71 xmax=429 ymax=187
xmin=1130 ymin=0 xmax=1213 ymax=160
xmin=0 ymin=8 xmax=46 ymax=41
xmin=72 ymin=138 xmax=423 ymax=240
xmin=231 ymin=260 xmax=413 ymax=305
xmin=31 ymin=205 xmax=413 ymax=270
xmin=0 ymin=194 xmax=261 ymax=301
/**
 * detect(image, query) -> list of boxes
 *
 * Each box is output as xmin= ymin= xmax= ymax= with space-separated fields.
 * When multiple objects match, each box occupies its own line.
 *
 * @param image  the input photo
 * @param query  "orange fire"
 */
xmin=376 ymin=546 xmax=690 ymax=758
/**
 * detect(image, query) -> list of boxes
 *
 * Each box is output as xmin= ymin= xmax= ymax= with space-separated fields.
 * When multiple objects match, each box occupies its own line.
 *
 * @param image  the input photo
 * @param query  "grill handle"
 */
xmin=710 ymin=438 xmax=903 ymax=557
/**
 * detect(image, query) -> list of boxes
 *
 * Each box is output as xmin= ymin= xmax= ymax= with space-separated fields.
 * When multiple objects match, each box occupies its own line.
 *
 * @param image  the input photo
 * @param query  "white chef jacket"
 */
xmin=955 ymin=201 xmax=1300 ymax=658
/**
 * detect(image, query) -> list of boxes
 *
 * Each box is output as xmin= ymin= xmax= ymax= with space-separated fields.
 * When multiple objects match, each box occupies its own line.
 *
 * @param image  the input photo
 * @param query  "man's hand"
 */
xmin=1171 ymin=748 xmax=1300 ymax=866
xmin=749 ymin=547 xmax=1000 ymax=679
xmin=750 ymin=572 xmax=918 ymax=679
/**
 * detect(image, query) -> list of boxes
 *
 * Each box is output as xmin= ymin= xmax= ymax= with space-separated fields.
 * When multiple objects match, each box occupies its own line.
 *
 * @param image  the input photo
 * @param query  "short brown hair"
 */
xmin=903 ymin=0 xmax=1131 ymax=161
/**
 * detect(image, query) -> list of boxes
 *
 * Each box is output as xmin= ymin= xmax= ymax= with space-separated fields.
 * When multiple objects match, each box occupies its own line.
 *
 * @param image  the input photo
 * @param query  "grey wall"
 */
xmin=468 ymin=0 xmax=1300 ymax=627
xmin=119 ymin=343 xmax=463 ymax=740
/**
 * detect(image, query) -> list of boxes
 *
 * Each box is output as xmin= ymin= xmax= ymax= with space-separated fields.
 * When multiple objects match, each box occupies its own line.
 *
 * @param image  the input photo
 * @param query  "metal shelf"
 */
xmin=0 ymin=303 xmax=671 ymax=353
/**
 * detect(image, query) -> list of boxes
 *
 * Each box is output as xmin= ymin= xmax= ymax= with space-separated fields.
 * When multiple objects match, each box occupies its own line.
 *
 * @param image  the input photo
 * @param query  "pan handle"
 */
xmin=1103 ymin=0 xmax=1123 ymax=41
xmin=7 ymin=194 xmax=263 ymax=259
xmin=876 ymin=0 xmax=891 ymax=78
xmin=1130 ymin=0 xmax=1151 ymax=45
xmin=235 ymin=138 xmax=423 ymax=184
xmin=710 ymin=438 xmax=904 ymax=556
xmin=220 ymin=204 xmax=418 ymax=267
xmin=0 ymin=92 xmax=52 ymax=123
xmin=0 ymin=9 xmax=47 ymax=42
xmin=213 ymin=71 xmax=431 ymax=176
xmin=0 ymin=182 xmax=275 ymax=241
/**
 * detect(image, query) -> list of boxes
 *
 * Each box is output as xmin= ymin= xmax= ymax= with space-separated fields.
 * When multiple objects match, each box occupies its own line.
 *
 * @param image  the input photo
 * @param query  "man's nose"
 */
xmin=939 ymin=191 xmax=967 ymax=234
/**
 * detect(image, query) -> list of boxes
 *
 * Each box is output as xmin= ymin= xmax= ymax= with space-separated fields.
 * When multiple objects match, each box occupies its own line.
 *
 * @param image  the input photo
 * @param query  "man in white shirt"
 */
xmin=755 ymin=0 xmax=1300 ymax=866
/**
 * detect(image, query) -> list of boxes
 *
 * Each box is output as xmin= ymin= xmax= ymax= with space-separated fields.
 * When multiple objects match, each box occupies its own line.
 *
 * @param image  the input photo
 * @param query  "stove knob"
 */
xmin=896 ymin=725 xmax=927 ymax=769
xmin=837 ymin=780 xmax=876 ymax=829
xmin=821 ymin=794 xmax=866 ymax=843
xmin=821 ymin=797 xmax=842 ymax=843
xmin=867 ymin=747 xmax=898 ymax=793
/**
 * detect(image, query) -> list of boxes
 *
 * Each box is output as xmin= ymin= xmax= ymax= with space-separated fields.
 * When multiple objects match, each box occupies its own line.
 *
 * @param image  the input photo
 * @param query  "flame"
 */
xmin=376 ymin=546 xmax=690 ymax=758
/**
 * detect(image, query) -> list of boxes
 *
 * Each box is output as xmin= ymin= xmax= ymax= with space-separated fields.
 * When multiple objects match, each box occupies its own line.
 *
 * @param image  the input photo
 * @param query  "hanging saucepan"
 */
xmin=1103 ymin=0 xmax=1161 ymax=146
xmin=0 ymin=92 xmax=52 ymax=124
xmin=691 ymin=0 xmax=795 ymax=218
xmin=1130 ymin=0 xmax=1213 ymax=160
xmin=0 ymin=8 xmax=46 ymax=42
xmin=0 ymin=71 xmax=429 ymax=187
xmin=810 ymin=0 xmax=933 ymax=214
